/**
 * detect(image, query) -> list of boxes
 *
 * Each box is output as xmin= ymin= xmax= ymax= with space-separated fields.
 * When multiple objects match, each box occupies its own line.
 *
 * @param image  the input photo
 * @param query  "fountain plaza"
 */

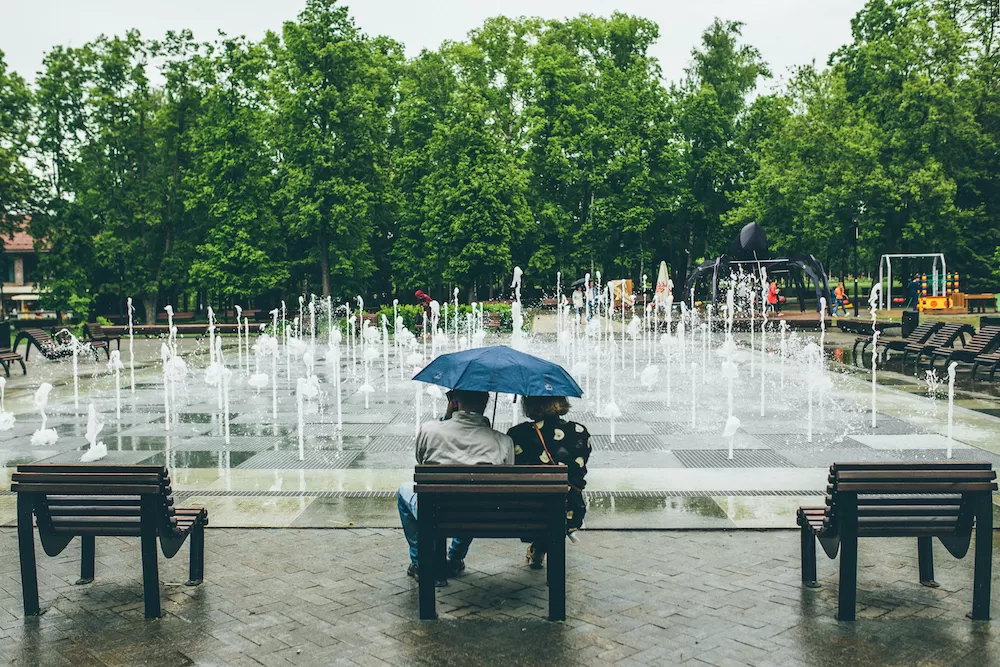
xmin=2 ymin=301 xmax=999 ymax=531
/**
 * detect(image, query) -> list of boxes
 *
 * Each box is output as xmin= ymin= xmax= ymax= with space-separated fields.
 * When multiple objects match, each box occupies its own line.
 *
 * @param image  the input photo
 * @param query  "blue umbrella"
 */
xmin=412 ymin=346 xmax=583 ymax=397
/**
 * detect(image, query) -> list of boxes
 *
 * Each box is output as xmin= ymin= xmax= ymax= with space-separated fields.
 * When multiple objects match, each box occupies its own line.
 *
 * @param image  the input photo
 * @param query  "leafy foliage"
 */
xmin=3 ymin=0 xmax=999 ymax=321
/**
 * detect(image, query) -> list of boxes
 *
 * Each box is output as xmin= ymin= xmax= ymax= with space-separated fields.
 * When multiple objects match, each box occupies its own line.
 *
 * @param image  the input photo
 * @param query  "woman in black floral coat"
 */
xmin=508 ymin=396 xmax=590 ymax=569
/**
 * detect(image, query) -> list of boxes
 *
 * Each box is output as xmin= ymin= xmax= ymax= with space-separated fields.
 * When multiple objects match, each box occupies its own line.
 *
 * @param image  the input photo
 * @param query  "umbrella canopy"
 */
xmin=412 ymin=345 xmax=583 ymax=397
xmin=570 ymin=277 xmax=587 ymax=288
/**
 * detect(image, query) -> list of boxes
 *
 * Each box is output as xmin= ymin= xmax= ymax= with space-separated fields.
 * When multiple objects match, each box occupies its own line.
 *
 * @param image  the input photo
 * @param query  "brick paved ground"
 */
xmin=1 ymin=528 xmax=999 ymax=666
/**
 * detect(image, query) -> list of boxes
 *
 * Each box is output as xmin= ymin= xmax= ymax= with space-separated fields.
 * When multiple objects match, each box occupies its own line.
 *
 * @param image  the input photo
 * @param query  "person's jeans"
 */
xmin=835 ymin=298 xmax=847 ymax=315
xmin=397 ymin=482 xmax=472 ymax=566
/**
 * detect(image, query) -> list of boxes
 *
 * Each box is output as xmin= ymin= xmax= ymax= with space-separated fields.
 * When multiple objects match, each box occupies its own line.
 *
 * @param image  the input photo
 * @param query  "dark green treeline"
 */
xmin=0 ymin=0 xmax=998 ymax=319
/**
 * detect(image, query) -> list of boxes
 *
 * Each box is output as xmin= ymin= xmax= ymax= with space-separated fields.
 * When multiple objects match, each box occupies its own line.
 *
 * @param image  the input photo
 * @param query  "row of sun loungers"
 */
xmin=853 ymin=321 xmax=1000 ymax=379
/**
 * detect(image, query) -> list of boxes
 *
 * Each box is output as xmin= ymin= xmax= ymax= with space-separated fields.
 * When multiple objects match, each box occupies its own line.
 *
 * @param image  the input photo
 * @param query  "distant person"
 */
xmin=767 ymin=281 xmax=782 ymax=314
xmin=572 ymin=286 xmax=584 ymax=320
xmin=414 ymin=289 xmax=433 ymax=330
xmin=906 ymin=275 xmax=921 ymax=311
xmin=508 ymin=396 xmax=591 ymax=569
xmin=397 ymin=390 xmax=514 ymax=586
xmin=834 ymin=282 xmax=848 ymax=316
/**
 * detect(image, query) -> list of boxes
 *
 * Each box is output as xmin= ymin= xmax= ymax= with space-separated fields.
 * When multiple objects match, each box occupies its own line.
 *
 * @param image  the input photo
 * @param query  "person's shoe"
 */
xmin=407 ymin=563 xmax=447 ymax=587
xmin=525 ymin=545 xmax=545 ymax=570
xmin=446 ymin=558 xmax=466 ymax=577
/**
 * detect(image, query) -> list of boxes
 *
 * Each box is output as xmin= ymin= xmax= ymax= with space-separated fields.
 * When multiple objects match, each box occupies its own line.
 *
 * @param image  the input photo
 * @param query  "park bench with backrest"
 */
xmin=852 ymin=321 xmax=943 ymax=364
xmin=414 ymin=464 xmax=568 ymax=621
xmin=900 ymin=323 xmax=974 ymax=367
xmin=0 ymin=321 xmax=25 ymax=376
xmin=966 ymin=293 xmax=997 ymax=313
xmin=797 ymin=461 xmax=994 ymax=621
xmin=12 ymin=463 xmax=208 ymax=619
xmin=82 ymin=322 xmax=121 ymax=359
xmin=925 ymin=325 xmax=1000 ymax=370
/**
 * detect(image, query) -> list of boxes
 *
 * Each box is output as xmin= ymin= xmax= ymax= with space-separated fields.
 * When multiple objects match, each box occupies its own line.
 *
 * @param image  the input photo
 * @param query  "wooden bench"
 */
xmin=12 ymin=464 xmax=208 ymax=619
xmin=82 ymin=322 xmax=121 ymax=359
xmin=155 ymin=311 xmax=195 ymax=322
xmin=967 ymin=294 xmax=997 ymax=313
xmin=797 ymin=462 xmax=995 ymax=621
xmin=0 ymin=321 xmax=25 ymax=376
xmin=414 ymin=464 xmax=568 ymax=621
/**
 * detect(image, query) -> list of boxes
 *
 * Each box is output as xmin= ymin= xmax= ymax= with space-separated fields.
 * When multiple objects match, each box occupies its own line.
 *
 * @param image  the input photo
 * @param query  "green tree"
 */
xmin=187 ymin=36 xmax=289 ymax=303
xmin=271 ymin=0 xmax=402 ymax=299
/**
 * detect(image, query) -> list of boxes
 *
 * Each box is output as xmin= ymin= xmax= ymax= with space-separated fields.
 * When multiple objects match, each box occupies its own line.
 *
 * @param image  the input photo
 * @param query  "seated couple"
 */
xmin=397 ymin=389 xmax=590 ymax=586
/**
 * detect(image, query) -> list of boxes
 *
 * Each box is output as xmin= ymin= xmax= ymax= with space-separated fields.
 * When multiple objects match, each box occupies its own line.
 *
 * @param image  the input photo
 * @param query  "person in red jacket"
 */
xmin=414 ymin=290 xmax=433 ymax=329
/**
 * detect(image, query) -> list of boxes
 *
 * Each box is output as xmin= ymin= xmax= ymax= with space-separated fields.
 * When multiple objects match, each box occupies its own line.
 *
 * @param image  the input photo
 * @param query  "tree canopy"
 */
xmin=5 ymin=0 xmax=999 ymax=319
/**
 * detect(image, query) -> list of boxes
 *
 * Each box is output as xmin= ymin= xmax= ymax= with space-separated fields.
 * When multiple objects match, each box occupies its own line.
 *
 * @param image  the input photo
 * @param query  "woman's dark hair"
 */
xmin=522 ymin=396 xmax=571 ymax=421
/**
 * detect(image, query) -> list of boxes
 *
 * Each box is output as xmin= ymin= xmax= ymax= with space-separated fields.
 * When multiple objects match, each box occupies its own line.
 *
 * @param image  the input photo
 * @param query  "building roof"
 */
xmin=3 ymin=230 xmax=36 ymax=253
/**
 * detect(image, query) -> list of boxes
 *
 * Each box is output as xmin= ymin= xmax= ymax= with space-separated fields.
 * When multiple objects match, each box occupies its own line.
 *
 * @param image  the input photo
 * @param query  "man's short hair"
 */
xmin=448 ymin=389 xmax=489 ymax=414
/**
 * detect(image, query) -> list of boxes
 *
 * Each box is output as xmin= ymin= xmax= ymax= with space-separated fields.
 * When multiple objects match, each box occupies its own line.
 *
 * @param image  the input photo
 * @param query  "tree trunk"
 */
xmin=143 ymin=294 xmax=158 ymax=326
xmin=318 ymin=232 xmax=331 ymax=298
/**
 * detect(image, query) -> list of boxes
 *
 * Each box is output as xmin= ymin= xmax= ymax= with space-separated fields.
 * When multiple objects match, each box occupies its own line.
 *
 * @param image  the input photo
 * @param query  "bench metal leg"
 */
xmin=17 ymin=494 xmax=40 ymax=616
xmin=801 ymin=525 xmax=820 ymax=588
xmin=917 ymin=536 xmax=937 ymax=587
xmin=971 ymin=495 xmax=992 ymax=621
xmin=139 ymin=498 xmax=161 ymax=619
xmin=837 ymin=494 xmax=858 ymax=622
xmin=77 ymin=535 xmax=95 ymax=585
xmin=417 ymin=513 xmax=437 ymax=620
xmin=186 ymin=525 xmax=204 ymax=586
xmin=547 ymin=506 xmax=566 ymax=622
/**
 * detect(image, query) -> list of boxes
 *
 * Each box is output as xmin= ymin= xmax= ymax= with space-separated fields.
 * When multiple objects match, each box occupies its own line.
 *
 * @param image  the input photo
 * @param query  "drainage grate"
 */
xmin=32 ymin=451 xmax=159 ymax=465
xmin=647 ymin=422 xmax=703 ymax=435
xmin=750 ymin=433 xmax=864 ymax=451
xmin=307 ymin=423 xmax=385 ymax=437
xmin=171 ymin=436 xmax=288 ymax=452
xmin=366 ymin=435 xmax=415 ymax=453
xmin=590 ymin=435 xmax=664 ymax=452
xmin=673 ymin=449 xmax=795 ymax=468
xmin=235 ymin=450 xmax=360 ymax=470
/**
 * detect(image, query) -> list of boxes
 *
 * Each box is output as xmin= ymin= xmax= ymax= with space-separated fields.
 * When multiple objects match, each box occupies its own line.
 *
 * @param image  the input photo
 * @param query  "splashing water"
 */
xmin=31 ymin=382 xmax=58 ymax=446
xmin=80 ymin=403 xmax=107 ymax=462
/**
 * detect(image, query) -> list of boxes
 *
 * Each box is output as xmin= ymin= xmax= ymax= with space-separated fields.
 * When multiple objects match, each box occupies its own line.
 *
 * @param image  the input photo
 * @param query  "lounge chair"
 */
xmin=852 ymin=321 xmax=944 ymax=364
xmin=972 ymin=353 xmax=1000 ymax=381
xmin=13 ymin=328 xmax=74 ymax=362
xmin=901 ymin=323 xmax=975 ymax=368
xmin=925 ymin=325 xmax=1000 ymax=370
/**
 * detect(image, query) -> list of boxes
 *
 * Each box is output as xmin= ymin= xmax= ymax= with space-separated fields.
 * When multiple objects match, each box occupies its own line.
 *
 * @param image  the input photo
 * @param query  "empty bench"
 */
xmin=12 ymin=464 xmax=209 ymax=619
xmin=414 ymin=464 xmax=569 ymax=621
xmin=797 ymin=462 xmax=995 ymax=621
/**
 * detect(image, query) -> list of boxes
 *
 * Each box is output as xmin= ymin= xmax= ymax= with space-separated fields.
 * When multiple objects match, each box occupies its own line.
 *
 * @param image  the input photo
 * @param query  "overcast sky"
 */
xmin=1 ymin=1 xmax=867 ymax=88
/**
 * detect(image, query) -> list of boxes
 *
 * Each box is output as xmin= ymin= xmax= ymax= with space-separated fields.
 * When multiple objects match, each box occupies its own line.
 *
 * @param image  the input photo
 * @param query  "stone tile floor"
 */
xmin=2 ymin=528 xmax=998 ymax=666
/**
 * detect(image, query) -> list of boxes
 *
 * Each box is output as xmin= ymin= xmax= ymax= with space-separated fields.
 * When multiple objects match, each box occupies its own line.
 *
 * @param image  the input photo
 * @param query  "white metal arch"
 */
xmin=878 ymin=253 xmax=946 ymax=310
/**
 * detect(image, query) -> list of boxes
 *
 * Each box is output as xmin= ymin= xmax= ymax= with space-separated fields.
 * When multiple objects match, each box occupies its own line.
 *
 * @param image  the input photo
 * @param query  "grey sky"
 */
xmin=1 ymin=1 xmax=867 ymax=87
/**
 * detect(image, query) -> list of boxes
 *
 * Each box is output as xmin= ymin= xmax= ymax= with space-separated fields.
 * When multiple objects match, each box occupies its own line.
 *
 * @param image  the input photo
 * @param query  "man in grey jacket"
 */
xmin=398 ymin=389 xmax=514 ymax=585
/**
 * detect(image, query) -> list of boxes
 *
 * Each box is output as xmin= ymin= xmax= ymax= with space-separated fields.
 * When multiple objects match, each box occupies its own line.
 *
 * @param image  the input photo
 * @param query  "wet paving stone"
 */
xmin=1 ymin=528 xmax=999 ymax=666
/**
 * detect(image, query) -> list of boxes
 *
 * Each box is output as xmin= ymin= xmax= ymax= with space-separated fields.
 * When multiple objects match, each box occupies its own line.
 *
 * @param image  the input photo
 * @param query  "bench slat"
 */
xmin=836 ymin=470 xmax=996 ymax=482
xmin=836 ymin=482 xmax=996 ymax=493
xmin=15 ymin=464 xmax=166 ymax=474
xmin=414 ymin=473 xmax=569 ymax=484
xmin=832 ymin=462 xmax=992 ymax=470
xmin=415 ymin=484 xmax=568 ymax=494
xmin=12 ymin=483 xmax=168 ymax=495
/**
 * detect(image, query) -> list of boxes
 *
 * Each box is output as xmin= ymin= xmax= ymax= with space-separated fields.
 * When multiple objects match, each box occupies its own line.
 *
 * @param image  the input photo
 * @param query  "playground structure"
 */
xmin=685 ymin=222 xmax=833 ymax=313
xmin=878 ymin=253 xmax=949 ymax=310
